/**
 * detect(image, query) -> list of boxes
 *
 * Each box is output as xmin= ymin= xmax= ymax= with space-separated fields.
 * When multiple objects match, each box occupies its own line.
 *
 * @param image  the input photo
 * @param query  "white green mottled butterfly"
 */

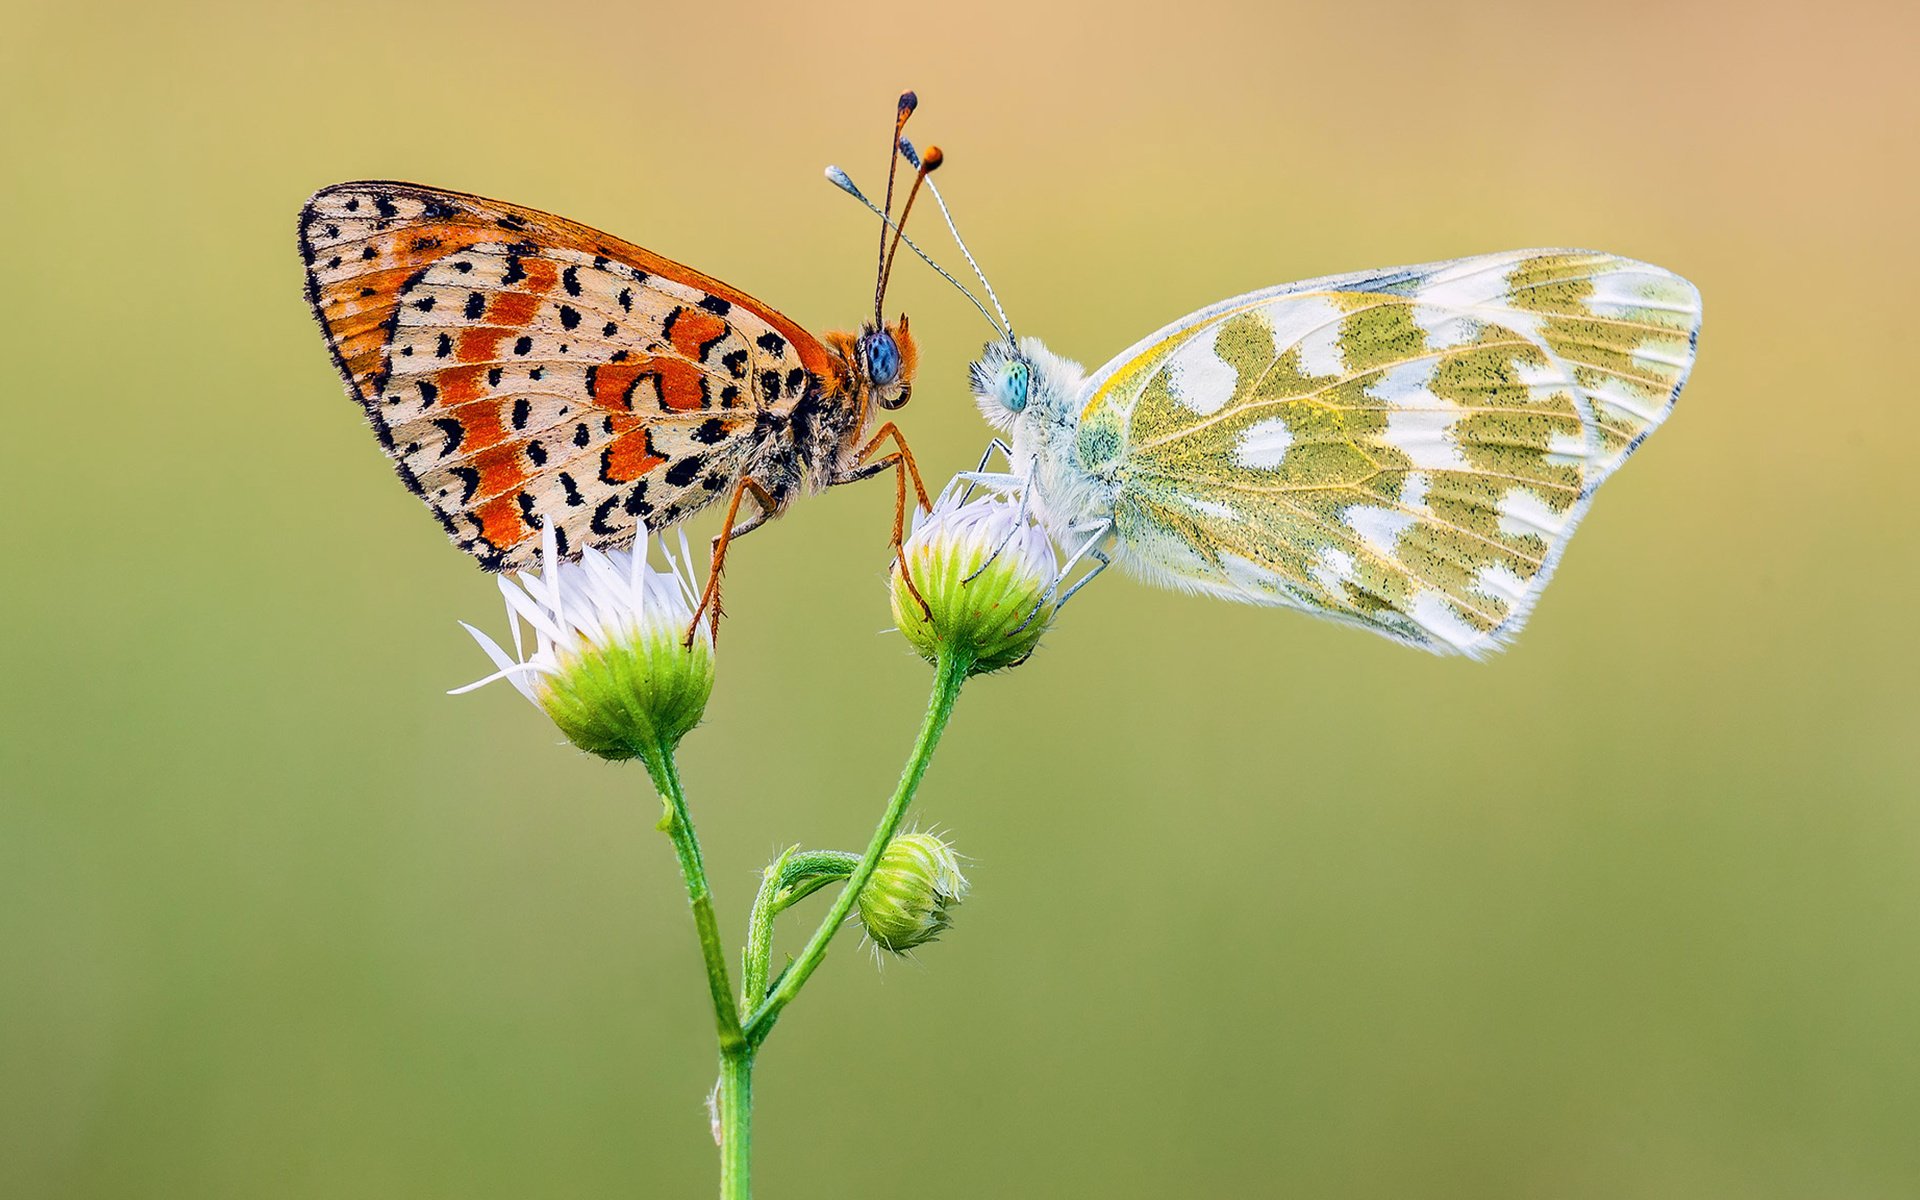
xmin=829 ymin=142 xmax=1700 ymax=657
xmin=957 ymin=248 xmax=1700 ymax=657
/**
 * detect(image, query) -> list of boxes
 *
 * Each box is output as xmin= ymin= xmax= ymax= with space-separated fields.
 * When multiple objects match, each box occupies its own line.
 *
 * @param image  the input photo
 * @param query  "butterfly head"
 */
xmin=859 ymin=314 xmax=918 ymax=410
xmin=968 ymin=337 xmax=1082 ymax=432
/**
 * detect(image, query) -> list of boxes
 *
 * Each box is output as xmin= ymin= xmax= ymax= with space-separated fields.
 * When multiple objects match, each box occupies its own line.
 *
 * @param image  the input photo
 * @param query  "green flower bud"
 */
xmin=857 ymin=832 xmax=969 ymax=954
xmin=891 ymin=487 xmax=1058 ymax=675
xmin=454 ymin=526 xmax=715 ymax=760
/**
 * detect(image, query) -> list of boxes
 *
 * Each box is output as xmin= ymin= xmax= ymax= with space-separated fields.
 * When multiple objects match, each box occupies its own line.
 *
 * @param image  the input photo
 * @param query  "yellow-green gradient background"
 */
xmin=5 ymin=1 xmax=1916 ymax=1196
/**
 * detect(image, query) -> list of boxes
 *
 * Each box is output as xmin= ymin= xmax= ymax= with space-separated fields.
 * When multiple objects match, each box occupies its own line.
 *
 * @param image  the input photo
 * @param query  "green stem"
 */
xmin=745 ymin=649 xmax=971 ymax=1045
xmin=641 ymin=747 xmax=744 ymax=1052
xmin=741 ymin=850 xmax=861 ymax=1012
xmin=741 ymin=860 xmax=783 ymax=1015
xmin=718 ymin=1047 xmax=752 ymax=1200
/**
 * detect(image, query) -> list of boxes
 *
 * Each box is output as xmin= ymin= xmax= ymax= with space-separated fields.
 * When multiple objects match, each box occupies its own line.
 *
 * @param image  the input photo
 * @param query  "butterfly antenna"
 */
xmin=898 ymin=137 xmax=1015 ymax=342
xmin=873 ymin=90 xmax=916 ymax=326
xmin=878 ymin=144 xmax=939 ymax=315
xmin=826 ymin=166 xmax=1008 ymax=338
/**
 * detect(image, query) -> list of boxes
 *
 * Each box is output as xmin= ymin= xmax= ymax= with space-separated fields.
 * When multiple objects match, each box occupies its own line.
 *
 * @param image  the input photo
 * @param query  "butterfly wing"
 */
xmin=300 ymin=181 xmax=836 ymax=569
xmin=1076 ymin=250 xmax=1700 ymax=656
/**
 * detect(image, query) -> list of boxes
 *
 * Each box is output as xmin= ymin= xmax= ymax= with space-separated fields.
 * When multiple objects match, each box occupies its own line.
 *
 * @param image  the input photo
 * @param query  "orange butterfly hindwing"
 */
xmin=299 ymin=181 xmax=839 ymax=569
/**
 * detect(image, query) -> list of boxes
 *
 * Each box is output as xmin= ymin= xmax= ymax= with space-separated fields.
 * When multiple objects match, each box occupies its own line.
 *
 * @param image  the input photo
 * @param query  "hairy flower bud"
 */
xmin=857 ymin=832 xmax=969 ymax=954
xmin=453 ymin=525 xmax=715 ymax=760
xmin=891 ymin=486 xmax=1058 ymax=674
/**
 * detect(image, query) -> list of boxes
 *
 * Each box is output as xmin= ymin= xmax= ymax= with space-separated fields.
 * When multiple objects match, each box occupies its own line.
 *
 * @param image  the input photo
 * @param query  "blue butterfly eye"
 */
xmin=863 ymin=332 xmax=901 ymax=387
xmin=1000 ymin=359 xmax=1030 ymax=412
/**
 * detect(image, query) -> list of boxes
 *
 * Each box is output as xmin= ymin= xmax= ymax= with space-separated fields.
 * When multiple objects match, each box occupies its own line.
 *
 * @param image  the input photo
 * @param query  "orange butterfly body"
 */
xmin=299 ymin=180 xmax=926 ymax=614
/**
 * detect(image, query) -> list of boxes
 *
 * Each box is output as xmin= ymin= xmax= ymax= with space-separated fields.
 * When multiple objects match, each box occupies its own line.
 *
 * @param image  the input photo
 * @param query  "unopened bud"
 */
xmin=891 ymin=486 xmax=1057 ymax=675
xmin=858 ymin=832 xmax=969 ymax=954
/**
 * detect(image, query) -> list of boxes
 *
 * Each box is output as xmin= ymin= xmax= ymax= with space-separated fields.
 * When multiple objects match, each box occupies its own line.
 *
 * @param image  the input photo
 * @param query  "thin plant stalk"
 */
xmin=648 ymin=648 xmax=970 ymax=1197
xmin=746 ymin=646 xmax=971 ymax=1046
xmin=718 ymin=1047 xmax=752 ymax=1199
xmin=641 ymin=748 xmax=743 ymax=1052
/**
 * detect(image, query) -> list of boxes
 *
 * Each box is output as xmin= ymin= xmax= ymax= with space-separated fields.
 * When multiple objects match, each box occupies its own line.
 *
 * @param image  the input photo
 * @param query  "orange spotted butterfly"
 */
xmin=299 ymin=94 xmax=938 ymax=634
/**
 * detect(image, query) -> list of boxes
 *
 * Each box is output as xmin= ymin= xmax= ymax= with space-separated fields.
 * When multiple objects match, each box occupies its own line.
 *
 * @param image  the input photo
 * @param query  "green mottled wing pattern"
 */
xmin=1077 ymin=251 xmax=1700 ymax=656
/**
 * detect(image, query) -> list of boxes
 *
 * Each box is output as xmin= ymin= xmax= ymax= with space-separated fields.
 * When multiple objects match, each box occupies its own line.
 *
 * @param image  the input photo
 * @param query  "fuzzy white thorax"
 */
xmin=966 ymin=336 xmax=1116 ymax=548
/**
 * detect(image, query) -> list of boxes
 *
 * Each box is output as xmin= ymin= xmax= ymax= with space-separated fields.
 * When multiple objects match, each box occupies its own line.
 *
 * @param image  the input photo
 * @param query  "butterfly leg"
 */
xmin=1053 ymin=545 xmax=1112 ymax=611
xmin=1011 ymin=519 xmax=1112 ymax=635
xmin=959 ymin=439 xmax=1013 ymax=502
xmin=962 ymin=481 xmax=1032 ymax=585
xmin=955 ymin=471 xmax=1023 ymax=493
xmin=837 ymin=422 xmax=934 ymax=617
xmin=843 ymin=422 xmax=934 ymax=511
xmin=685 ymin=477 xmax=778 ymax=647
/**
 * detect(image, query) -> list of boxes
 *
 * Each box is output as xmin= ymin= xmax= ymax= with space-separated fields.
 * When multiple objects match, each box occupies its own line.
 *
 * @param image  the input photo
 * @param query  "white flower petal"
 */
xmin=454 ymin=531 xmax=710 ymax=703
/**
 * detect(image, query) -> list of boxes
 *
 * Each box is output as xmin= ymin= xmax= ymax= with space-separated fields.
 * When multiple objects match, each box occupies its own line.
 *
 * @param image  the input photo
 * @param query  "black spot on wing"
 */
xmin=590 ymin=496 xmax=621 ymax=536
xmin=431 ymin=418 xmax=464 ymax=458
xmin=664 ymin=455 xmax=706 ymax=488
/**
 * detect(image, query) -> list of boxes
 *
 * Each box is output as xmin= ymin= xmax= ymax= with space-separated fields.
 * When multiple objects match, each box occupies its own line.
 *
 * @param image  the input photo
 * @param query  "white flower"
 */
xmin=891 ymin=481 xmax=1059 ymax=674
xmin=453 ymin=523 xmax=715 ymax=759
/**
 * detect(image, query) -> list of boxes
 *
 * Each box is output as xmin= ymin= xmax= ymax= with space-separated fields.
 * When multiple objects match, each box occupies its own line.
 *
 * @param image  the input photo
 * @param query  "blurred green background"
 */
xmin=4 ymin=1 xmax=1917 ymax=1196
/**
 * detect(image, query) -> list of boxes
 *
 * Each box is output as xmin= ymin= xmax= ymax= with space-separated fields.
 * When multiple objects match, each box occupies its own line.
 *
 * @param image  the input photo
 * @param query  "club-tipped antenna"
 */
xmin=879 ymin=144 xmax=940 ymax=316
xmin=826 ymin=165 xmax=1008 ymax=338
xmin=872 ymin=91 xmax=917 ymax=325
xmin=898 ymin=137 xmax=1014 ymax=342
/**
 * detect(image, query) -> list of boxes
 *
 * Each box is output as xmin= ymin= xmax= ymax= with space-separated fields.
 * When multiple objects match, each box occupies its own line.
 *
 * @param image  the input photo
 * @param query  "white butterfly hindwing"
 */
xmin=1073 ymin=250 xmax=1700 ymax=657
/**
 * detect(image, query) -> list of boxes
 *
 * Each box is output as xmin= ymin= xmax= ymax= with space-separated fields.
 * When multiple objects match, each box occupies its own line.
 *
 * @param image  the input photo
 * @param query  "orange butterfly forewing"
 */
xmin=299 ymin=181 xmax=845 ymax=569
